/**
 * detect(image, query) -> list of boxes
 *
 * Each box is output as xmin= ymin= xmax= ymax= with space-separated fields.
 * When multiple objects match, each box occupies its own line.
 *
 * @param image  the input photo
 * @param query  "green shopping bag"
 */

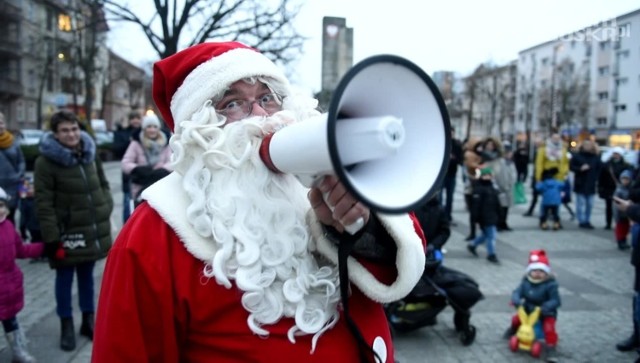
xmin=514 ymin=181 xmax=527 ymax=205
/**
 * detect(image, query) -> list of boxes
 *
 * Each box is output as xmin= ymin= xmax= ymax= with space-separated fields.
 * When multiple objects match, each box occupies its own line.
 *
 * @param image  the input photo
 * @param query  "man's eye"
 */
xmin=224 ymin=100 xmax=243 ymax=110
xmin=260 ymin=94 xmax=275 ymax=103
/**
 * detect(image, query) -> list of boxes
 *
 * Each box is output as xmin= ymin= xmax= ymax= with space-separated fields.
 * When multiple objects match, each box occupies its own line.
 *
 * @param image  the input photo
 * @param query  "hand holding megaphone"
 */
xmin=259 ymin=54 xmax=451 ymax=234
xmin=308 ymin=175 xmax=370 ymax=234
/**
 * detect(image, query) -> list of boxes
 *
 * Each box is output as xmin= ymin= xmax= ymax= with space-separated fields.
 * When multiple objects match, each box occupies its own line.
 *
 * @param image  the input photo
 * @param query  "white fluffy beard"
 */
xmin=170 ymin=100 xmax=342 ymax=352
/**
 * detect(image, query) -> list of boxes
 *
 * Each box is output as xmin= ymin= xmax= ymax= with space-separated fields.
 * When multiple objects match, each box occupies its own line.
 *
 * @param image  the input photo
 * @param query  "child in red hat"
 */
xmin=503 ymin=249 xmax=562 ymax=360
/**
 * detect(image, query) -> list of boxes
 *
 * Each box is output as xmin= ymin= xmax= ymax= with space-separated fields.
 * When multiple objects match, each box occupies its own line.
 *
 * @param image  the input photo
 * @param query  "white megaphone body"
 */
xmin=259 ymin=55 xmax=451 ymax=233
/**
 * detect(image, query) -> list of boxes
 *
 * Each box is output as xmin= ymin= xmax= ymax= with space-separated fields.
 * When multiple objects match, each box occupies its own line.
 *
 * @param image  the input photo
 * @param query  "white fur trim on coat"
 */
xmin=170 ymin=48 xmax=290 ymax=128
xmin=142 ymin=173 xmax=425 ymax=303
xmin=308 ymin=212 xmax=425 ymax=303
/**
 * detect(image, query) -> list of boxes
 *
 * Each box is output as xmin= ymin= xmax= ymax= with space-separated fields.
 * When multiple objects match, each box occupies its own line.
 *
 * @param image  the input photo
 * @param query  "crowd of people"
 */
xmin=455 ymin=132 xmax=640 ymax=261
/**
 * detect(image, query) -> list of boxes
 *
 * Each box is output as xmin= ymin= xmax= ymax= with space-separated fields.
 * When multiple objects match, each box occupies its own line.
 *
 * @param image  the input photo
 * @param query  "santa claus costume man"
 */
xmin=93 ymin=41 xmax=426 ymax=363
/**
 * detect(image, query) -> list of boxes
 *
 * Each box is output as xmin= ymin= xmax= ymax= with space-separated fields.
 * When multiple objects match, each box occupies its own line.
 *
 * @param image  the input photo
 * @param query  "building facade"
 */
xmin=515 ymin=8 xmax=640 ymax=148
xmin=0 ymin=0 xmax=146 ymax=132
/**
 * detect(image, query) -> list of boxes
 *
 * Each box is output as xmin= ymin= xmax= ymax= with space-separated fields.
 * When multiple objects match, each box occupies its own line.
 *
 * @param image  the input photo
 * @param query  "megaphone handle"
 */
xmin=322 ymin=191 xmax=365 ymax=235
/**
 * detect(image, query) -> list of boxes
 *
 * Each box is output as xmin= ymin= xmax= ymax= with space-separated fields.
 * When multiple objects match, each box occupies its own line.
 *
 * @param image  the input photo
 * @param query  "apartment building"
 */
xmin=515 ymin=8 xmax=640 ymax=148
xmin=0 ymin=0 xmax=146 ymax=132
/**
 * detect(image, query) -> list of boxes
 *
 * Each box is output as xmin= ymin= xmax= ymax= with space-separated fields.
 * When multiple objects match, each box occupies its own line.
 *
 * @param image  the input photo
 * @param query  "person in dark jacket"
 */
xmin=467 ymin=167 xmax=500 ymax=264
xmin=599 ymin=147 xmax=634 ymax=230
xmin=411 ymin=195 xmax=483 ymax=340
xmin=613 ymin=182 xmax=640 ymax=354
xmin=111 ymin=111 xmax=142 ymax=222
xmin=569 ymin=140 xmax=603 ymax=229
xmin=34 ymin=110 xmax=113 ymax=352
xmin=440 ymin=127 xmax=463 ymax=224
xmin=0 ymin=112 xmax=26 ymax=224
xmin=513 ymin=141 xmax=530 ymax=183
xmin=503 ymin=249 xmax=561 ymax=360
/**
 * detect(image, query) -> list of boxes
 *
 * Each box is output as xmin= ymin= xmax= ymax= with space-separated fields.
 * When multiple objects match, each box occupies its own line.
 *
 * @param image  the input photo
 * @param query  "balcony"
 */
xmin=0 ymin=78 xmax=23 ymax=98
xmin=0 ymin=0 xmax=22 ymax=19
xmin=0 ymin=37 xmax=21 ymax=57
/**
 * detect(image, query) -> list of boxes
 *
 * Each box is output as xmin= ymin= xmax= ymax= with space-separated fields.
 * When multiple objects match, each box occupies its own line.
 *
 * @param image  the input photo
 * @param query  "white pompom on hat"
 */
xmin=152 ymin=41 xmax=291 ymax=132
xmin=526 ymin=249 xmax=551 ymax=274
xmin=142 ymin=114 xmax=161 ymax=129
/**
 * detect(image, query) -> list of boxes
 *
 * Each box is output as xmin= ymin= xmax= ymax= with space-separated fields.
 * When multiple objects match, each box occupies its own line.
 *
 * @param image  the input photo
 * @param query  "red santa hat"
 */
xmin=526 ymin=249 xmax=551 ymax=274
xmin=152 ymin=41 xmax=290 ymax=131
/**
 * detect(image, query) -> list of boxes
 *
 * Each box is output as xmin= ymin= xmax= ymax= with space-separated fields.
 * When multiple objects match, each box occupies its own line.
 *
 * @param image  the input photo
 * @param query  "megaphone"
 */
xmin=259 ymin=54 xmax=451 ymax=229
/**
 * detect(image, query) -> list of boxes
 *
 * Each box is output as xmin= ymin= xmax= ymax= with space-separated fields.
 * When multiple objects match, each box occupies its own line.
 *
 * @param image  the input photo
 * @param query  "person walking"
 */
xmin=569 ymin=140 xmax=603 ymax=229
xmin=463 ymin=138 xmax=486 ymax=241
xmin=467 ymin=167 xmax=501 ymax=264
xmin=0 ymin=112 xmax=26 ymax=224
xmin=34 ymin=110 xmax=113 ymax=351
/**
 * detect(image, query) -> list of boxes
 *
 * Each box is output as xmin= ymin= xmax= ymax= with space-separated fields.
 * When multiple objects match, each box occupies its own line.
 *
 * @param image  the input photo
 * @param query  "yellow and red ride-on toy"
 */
xmin=509 ymin=306 xmax=545 ymax=358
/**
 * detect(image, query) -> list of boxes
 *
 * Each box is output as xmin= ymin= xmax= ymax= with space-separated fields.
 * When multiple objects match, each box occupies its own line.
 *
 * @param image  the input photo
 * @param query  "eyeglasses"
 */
xmin=215 ymin=93 xmax=283 ymax=121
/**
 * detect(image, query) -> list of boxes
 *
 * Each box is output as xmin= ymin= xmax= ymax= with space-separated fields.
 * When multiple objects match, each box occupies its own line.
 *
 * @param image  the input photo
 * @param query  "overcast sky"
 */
xmin=107 ymin=0 xmax=639 ymax=95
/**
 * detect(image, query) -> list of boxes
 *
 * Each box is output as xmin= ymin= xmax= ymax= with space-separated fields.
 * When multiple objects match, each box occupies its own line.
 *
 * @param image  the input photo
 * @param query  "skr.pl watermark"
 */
xmin=558 ymin=18 xmax=631 ymax=42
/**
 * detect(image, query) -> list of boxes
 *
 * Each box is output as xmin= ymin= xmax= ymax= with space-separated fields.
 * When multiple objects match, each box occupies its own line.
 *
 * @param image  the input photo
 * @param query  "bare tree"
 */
xmin=555 ymin=58 xmax=590 ymax=131
xmin=102 ymin=0 xmax=305 ymax=64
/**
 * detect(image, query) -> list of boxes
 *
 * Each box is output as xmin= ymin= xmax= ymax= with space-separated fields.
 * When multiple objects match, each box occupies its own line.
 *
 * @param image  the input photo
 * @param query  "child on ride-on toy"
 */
xmin=504 ymin=249 xmax=561 ymax=361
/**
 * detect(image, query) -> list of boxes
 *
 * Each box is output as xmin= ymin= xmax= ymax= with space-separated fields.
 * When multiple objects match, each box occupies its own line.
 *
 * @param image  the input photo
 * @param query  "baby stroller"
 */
xmin=385 ymin=246 xmax=484 ymax=346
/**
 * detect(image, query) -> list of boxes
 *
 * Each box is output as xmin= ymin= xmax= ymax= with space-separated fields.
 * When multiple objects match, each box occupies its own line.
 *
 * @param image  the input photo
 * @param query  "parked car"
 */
xmin=18 ymin=129 xmax=45 ymax=146
xmin=94 ymin=130 xmax=114 ymax=147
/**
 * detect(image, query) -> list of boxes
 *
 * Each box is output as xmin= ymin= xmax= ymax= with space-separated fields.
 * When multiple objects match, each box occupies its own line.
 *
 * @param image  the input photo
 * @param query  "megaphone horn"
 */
xmin=260 ymin=54 xmax=451 ymax=217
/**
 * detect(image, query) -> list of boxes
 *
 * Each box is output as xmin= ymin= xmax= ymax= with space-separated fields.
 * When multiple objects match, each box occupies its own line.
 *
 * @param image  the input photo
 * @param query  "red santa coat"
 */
xmin=93 ymin=173 xmax=426 ymax=362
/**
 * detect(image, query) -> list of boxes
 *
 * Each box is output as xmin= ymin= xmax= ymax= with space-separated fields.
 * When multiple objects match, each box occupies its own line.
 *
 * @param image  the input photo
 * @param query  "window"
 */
xmin=617 ymin=50 xmax=630 ymax=58
xmin=46 ymin=7 xmax=54 ymax=31
xmin=598 ymin=66 xmax=609 ymax=76
xmin=616 ymin=78 xmax=628 ymax=86
xmin=541 ymin=57 xmax=549 ymax=66
xmin=615 ymin=104 xmax=627 ymax=112
xmin=619 ymin=23 xmax=631 ymax=37
xmin=599 ymin=41 xmax=609 ymax=50
xmin=58 ymin=14 xmax=72 ymax=32
xmin=598 ymin=92 xmax=609 ymax=100
xmin=596 ymin=117 xmax=607 ymax=125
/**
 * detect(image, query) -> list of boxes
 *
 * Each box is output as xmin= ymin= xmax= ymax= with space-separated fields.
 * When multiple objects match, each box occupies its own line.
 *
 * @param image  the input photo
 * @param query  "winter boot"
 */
xmin=616 ymin=332 xmax=640 ymax=351
xmin=502 ymin=325 xmax=517 ymax=339
xmin=5 ymin=328 xmax=36 ymax=363
xmin=545 ymin=345 xmax=558 ymax=362
xmin=618 ymin=240 xmax=631 ymax=251
xmin=60 ymin=317 xmax=76 ymax=351
xmin=617 ymin=317 xmax=640 ymax=351
xmin=80 ymin=312 xmax=94 ymax=340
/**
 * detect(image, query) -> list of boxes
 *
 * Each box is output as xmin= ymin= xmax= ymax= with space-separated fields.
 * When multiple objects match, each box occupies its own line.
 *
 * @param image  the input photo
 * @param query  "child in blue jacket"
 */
xmin=536 ymin=167 xmax=565 ymax=230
